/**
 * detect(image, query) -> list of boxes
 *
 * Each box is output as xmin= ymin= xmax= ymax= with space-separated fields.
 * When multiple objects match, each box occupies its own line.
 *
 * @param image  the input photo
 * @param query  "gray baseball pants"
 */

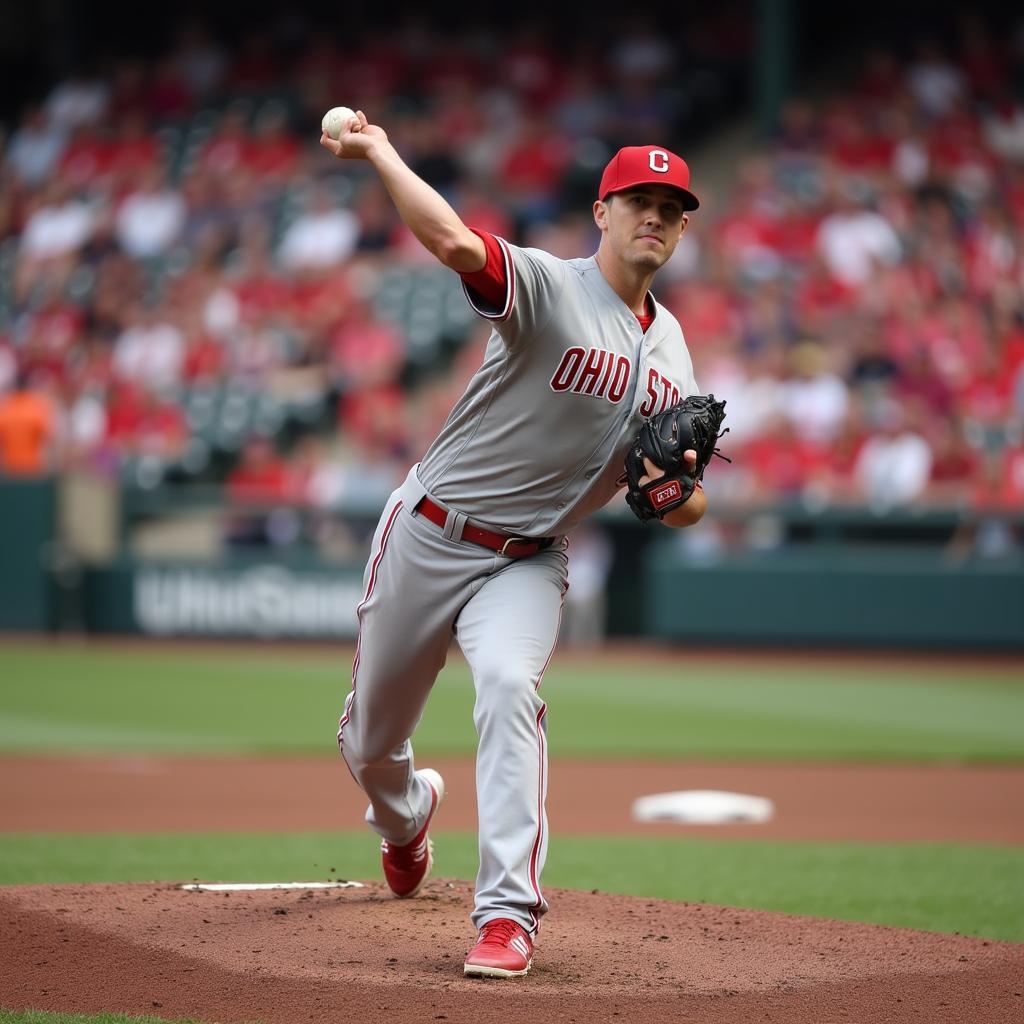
xmin=337 ymin=467 xmax=568 ymax=934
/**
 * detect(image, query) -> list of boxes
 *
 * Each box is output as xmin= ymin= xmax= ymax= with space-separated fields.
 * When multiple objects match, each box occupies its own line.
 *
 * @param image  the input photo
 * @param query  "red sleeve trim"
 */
xmin=460 ymin=230 xmax=516 ymax=322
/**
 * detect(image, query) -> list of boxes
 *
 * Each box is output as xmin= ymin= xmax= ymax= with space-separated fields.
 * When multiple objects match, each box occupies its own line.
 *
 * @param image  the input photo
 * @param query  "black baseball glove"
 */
xmin=624 ymin=394 xmax=729 ymax=522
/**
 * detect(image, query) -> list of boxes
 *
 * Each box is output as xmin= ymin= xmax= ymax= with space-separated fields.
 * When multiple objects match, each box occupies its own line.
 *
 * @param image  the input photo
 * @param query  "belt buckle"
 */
xmin=499 ymin=535 xmax=531 ymax=557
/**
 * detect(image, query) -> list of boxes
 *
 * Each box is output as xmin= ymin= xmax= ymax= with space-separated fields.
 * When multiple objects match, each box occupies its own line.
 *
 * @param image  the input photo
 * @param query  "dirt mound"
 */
xmin=1 ymin=881 xmax=1021 ymax=1024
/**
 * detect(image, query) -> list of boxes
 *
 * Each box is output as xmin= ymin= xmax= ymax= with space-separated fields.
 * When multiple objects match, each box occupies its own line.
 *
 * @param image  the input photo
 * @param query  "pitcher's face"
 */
xmin=594 ymin=185 xmax=688 ymax=273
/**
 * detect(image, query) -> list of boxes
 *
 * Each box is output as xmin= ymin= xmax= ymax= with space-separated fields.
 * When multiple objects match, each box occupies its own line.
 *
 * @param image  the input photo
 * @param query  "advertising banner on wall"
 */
xmin=85 ymin=562 xmax=365 ymax=639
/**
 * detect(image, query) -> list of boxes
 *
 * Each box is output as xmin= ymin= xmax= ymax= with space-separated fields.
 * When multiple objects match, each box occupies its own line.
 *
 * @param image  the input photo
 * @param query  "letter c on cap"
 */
xmin=649 ymin=150 xmax=670 ymax=173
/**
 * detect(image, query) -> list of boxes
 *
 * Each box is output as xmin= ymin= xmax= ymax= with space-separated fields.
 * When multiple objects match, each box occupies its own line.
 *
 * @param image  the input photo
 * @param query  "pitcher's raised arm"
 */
xmin=320 ymin=108 xmax=485 ymax=272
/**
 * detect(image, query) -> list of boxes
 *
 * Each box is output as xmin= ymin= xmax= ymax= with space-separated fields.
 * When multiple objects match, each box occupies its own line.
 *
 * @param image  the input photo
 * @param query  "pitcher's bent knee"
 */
xmin=339 ymin=726 xmax=398 ymax=776
xmin=472 ymin=661 xmax=542 ymax=723
xmin=338 ymin=700 xmax=415 ymax=779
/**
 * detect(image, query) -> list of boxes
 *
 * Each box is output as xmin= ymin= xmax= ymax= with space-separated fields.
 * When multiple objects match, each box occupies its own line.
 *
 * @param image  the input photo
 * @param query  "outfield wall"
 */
xmin=0 ymin=480 xmax=1021 ymax=649
xmin=0 ymin=479 xmax=56 ymax=631
xmin=83 ymin=560 xmax=364 ymax=639
xmin=645 ymin=543 xmax=1024 ymax=650
xmin=75 ymin=546 xmax=1024 ymax=649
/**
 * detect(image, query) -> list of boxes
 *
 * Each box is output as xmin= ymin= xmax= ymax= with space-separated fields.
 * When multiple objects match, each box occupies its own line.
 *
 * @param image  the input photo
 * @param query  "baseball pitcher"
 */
xmin=321 ymin=110 xmax=723 ymax=978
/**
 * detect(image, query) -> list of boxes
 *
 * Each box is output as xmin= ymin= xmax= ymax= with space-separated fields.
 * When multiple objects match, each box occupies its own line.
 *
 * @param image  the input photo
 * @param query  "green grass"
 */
xmin=0 ymin=1016 xmax=203 ymax=1024
xmin=0 ymin=830 xmax=1021 ymax=942
xmin=2 ymin=643 xmax=1019 ymax=1024
xmin=1 ymin=642 xmax=1022 ymax=760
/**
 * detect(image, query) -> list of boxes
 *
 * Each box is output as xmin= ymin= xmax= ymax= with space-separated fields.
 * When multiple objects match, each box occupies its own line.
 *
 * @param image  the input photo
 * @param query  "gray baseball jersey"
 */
xmin=338 ymin=235 xmax=698 ymax=937
xmin=420 ymin=239 xmax=699 ymax=536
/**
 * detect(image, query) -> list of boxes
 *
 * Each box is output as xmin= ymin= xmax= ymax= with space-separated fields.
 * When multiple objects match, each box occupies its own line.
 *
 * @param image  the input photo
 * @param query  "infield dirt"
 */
xmin=2 ymin=880 xmax=1023 ymax=1024
xmin=3 ymin=754 xmax=1024 ymax=843
xmin=2 ymin=753 xmax=1024 ymax=1021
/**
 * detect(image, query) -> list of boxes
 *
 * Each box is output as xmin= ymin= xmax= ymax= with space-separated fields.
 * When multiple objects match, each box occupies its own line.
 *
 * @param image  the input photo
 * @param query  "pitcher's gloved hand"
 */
xmin=624 ymin=394 xmax=729 ymax=522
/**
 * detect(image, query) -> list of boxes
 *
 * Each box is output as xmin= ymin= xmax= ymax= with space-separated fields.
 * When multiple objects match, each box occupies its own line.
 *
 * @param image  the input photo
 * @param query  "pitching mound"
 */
xmin=1 ymin=881 xmax=1021 ymax=1024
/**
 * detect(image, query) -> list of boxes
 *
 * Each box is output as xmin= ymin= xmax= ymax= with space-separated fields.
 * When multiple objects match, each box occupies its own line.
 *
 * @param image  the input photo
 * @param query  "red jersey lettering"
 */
xmin=549 ymin=347 xmax=631 ymax=404
xmin=550 ymin=347 xmax=586 ymax=391
xmin=595 ymin=349 xmax=617 ymax=398
xmin=639 ymin=368 xmax=659 ymax=417
xmin=640 ymin=368 xmax=682 ymax=416
xmin=607 ymin=355 xmax=631 ymax=404
xmin=659 ymin=376 xmax=673 ymax=413
xmin=575 ymin=348 xmax=607 ymax=395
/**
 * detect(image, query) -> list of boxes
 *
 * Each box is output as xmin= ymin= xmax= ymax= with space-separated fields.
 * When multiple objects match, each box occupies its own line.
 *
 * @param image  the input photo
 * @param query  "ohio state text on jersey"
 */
xmin=418 ymin=236 xmax=699 ymax=537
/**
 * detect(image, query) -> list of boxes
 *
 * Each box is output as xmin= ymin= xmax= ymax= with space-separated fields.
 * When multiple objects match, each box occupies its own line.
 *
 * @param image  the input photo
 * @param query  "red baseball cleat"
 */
xmin=380 ymin=768 xmax=444 ymax=898
xmin=463 ymin=918 xmax=534 ymax=978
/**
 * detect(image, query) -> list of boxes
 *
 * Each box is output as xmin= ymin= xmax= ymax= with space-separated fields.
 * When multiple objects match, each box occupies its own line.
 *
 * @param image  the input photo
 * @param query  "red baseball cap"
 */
xmin=598 ymin=145 xmax=700 ymax=211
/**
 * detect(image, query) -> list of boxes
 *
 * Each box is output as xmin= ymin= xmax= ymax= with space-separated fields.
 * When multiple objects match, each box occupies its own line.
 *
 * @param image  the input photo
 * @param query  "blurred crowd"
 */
xmin=1 ymin=9 xmax=1024 ymax=534
xmin=692 ymin=20 xmax=1024 ymax=520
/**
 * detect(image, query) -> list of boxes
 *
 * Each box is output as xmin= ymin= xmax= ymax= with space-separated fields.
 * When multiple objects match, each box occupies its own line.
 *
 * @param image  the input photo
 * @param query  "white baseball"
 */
xmin=321 ymin=106 xmax=357 ymax=140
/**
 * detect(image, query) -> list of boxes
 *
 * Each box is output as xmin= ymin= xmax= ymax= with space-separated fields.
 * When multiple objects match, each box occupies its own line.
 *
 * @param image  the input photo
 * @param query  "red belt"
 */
xmin=414 ymin=497 xmax=554 ymax=559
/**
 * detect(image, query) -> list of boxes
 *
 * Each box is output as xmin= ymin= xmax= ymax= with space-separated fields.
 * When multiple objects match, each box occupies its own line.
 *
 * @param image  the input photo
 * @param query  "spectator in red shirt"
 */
xmin=433 ymin=79 xmax=487 ymax=147
xmin=662 ymin=275 xmax=740 ymax=351
xmin=101 ymin=381 xmax=186 ymax=488
xmin=247 ymin=104 xmax=301 ymax=183
xmin=715 ymin=158 xmax=787 ymax=276
xmin=1002 ymin=447 xmax=1024 ymax=509
xmin=107 ymin=112 xmax=161 ymax=191
xmin=197 ymin=105 xmax=252 ymax=176
xmin=329 ymin=299 xmax=406 ymax=393
xmin=818 ymin=404 xmax=869 ymax=504
xmin=972 ymin=449 xmax=1024 ymax=512
xmin=742 ymin=413 xmax=827 ymax=501
xmin=915 ymin=294 xmax=988 ymax=392
xmin=104 ymin=381 xmax=186 ymax=462
xmin=57 ymin=121 xmax=113 ymax=186
xmin=495 ymin=115 xmax=571 ymax=226
xmin=228 ymin=223 xmax=294 ymax=318
xmin=451 ymin=181 xmax=514 ymax=242
xmin=338 ymin=382 xmax=411 ymax=463
xmin=895 ymin=343 xmax=954 ymax=418
xmin=956 ymin=333 xmax=1015 ymax=440
xmin=964 ymin=201 xmax=1018 ymax=299
xmin=224 ymin=435 xmax=300 ymax=547
xmin=823 ymin=103 xmax=894 ymax=175
xmin=926 ymin=417 xmax=978 ymax=503
xmin=993 ymin=308 xmax=1024 ymax=383
xmin=182 ymin=330 xmax=226 ymax=384
xmin=19 ymin=283 xmax=85 ymax=385
xmin=225 ymin=435 xmax=293 ymax=505
xmin=794 ymin=253 xmax=856 ymax=335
